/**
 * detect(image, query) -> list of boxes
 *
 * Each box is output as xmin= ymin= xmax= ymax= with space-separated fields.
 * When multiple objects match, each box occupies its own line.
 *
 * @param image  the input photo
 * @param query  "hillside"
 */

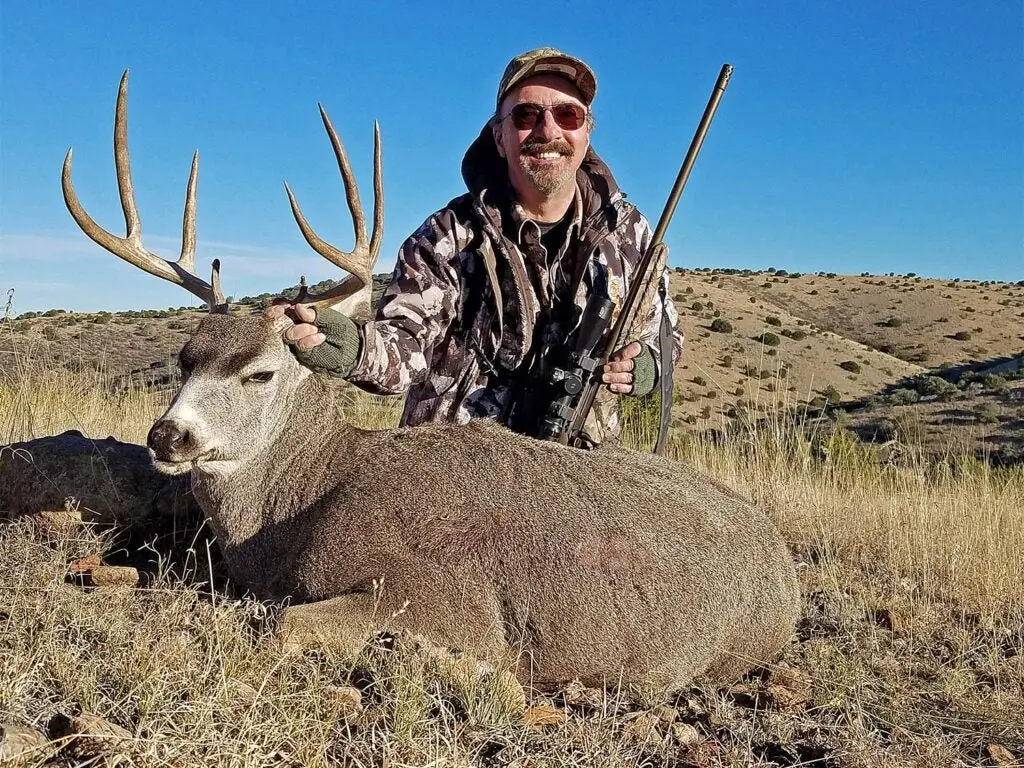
xmin=3 ymin=269 xmax=1022 ymax=462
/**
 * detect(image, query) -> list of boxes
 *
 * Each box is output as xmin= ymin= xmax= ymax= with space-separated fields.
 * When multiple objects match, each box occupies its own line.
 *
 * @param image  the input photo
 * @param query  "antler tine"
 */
xmin=61 ymin=69 xmax=224 ymax=310
xmin=285 ymin=107 xmax=384 ymax=310
xmin=368 ymin=120 xmax=384 ymax=268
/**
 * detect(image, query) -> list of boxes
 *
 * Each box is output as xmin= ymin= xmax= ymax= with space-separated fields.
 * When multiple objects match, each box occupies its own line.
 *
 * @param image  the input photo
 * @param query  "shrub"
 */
xmin=880 ymin=316 xmax=903 ymax=328
xmin=710 ymin=318 xmax=733 ymax=334
xmin=838 ymin=360 xmax=861 ymax=374
xmin=693 ymin=375 xmax=707 ymax=387
xmin=699 ymin=406 xmax=712 ymax=419
xmin=781 ymin=328 xmax=807 ymax=341
xmin=914 ymin=375 xmax=958 ymax=400
xmin=721 ymin=354 xmax=733 ymax=368
xmin=42 ymin=325 xmax=59 ymax=341
xmin=765 ymin=315 xmax=782 ymax=327
xmin=691 ymin=301 xmax=704 ymax=312
xmin=822 ymin=385 xmax=841 ymax=404
xmin=975 ymin=403 xmax=1000 ymax=424
xmin=952 ymin=330 xmax=971 ymax=341
xmin=756 ymin=332 xmax=781 ymax=347
xmin=980 ymin=374 xmax=1008 ymax=391
xmin=888 ymin=388 xmax=920 ymax=406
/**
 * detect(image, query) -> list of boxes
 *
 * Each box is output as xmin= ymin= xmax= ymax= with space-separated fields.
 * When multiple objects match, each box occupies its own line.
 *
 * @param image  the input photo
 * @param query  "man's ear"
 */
xmin=491 ymin=121 xmax=507 ymax=159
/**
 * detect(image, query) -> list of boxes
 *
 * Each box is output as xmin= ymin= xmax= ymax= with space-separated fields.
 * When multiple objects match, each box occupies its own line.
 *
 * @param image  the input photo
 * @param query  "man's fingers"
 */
xmin=264 ymin=301 xmax=316 ymax=324
xmin=295 ymin=332 xmax=326 ymax=350
xmin=604 ymin=358 xmax=635 ymax=374
xmin=264 ymin=303 xmax=288 ymax=319
xmin=292 ymin=304 xmax=316 ymax=323
xmin=610 ymin=341 xmax=643 ymax=362
xmin=283 ymin=323 xmax=320 ymax=343
xmin=601 ymin=371 xmax=633 ymax=386
xmin=607 ymin=382 xmax=631 ymax=394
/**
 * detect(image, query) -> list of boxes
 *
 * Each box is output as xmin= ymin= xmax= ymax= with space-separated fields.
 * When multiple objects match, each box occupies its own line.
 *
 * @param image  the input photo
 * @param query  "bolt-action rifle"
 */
xmin=553 ymin=64 xmax=734 ymax=454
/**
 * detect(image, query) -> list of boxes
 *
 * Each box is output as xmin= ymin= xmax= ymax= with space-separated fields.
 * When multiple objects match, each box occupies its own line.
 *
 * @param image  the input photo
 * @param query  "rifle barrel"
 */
xmin=564 ymin=63 xmax=733 ymax=447
xmin=650 ymin=63 xmax=733 ymax=247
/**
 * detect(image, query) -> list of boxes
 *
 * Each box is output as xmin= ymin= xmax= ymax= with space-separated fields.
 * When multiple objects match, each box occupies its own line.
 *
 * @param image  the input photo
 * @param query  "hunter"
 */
xmin=269 ymin=47 xmax=683 ymax=447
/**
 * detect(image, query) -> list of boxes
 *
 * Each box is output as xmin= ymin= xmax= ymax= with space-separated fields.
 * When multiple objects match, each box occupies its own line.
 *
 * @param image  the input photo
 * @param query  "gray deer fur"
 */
xmin=63 ymin=71 xmax=799 ymax=693
xmin=148 ymin=312 xmax=800 ymax=692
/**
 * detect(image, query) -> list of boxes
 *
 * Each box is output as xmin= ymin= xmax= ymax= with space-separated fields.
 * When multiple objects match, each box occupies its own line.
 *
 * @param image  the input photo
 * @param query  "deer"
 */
xmin=61 ymin=71 xmax=800 ymax=693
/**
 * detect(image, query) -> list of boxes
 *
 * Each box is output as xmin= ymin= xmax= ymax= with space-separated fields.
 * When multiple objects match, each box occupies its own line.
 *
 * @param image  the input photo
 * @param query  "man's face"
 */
xmin=492 ymin=74 xmax=591 ymax=200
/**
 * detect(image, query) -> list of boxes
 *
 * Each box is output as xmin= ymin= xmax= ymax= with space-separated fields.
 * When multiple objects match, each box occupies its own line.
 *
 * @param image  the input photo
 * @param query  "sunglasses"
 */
xmin=502 ymin=102 xmax=588 ymax=131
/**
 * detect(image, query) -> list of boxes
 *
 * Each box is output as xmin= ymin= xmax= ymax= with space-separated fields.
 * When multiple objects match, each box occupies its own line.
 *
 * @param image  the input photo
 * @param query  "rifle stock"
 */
xmin=563 ymin=63 xmax=734 ymax=452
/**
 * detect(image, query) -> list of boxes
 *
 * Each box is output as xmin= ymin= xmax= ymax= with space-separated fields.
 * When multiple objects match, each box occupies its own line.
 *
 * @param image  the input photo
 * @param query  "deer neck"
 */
xmin=190 ymin=374 xmax=353 ymax=547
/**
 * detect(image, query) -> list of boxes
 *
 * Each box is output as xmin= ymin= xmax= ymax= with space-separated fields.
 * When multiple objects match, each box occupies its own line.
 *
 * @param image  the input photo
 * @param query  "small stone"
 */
xmin=987 ymin=743 xmax=1019 ymax=766
xmin=68 ymin=553 xmax=102 ymax=575
xmin=561 ymin=682 xmax=605 ymax=712
xmin=0 ymin=723 xmax=51 ymax=762
xmin=623 ymin=711 xmax=662 ymax=742
xmin=670 ymin=722 xmax=701 ymax=746
xmin=765 ymin=666 xmax=812 ymax=712
xmin=327 ymin=685 xmax=364 ymax=717
xmin=36 ymin=508 xmax=83 ymax=532
xmin=522 ymin=704 xmax=566 ymax=729
xmin=653 ymin=704 xmax=678 ymax=725
xmin=90 ymin=566 xmax=139 ymax=588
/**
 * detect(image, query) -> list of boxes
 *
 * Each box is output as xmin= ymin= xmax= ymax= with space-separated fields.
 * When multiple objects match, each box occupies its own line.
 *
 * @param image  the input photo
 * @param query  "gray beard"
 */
xmin=518 ymin=157 xmax=575 ymax=195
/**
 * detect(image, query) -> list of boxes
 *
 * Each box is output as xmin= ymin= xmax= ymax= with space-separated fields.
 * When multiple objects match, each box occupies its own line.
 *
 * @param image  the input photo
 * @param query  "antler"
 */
xmin=284 ymin=105 xmax=383 ymax=313
xmin=62 ymin=70 xmax=226 ymax=310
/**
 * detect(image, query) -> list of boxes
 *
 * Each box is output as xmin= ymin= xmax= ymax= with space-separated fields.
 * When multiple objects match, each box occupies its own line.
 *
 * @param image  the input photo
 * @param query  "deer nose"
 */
xmin=147 ymin=419 xmax=191 ymax=459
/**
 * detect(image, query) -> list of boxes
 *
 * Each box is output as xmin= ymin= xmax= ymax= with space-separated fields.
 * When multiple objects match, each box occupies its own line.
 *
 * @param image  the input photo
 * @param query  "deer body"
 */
xmin=161 ymin=315 xmax=800 ymax=690
xmin=63 ymin=73 xmax=799 ymax=692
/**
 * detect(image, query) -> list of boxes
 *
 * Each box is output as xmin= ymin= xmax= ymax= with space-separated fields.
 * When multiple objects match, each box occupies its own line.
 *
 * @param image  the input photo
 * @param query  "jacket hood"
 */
xmin=460 ymin=124 xmax=624 ymax=219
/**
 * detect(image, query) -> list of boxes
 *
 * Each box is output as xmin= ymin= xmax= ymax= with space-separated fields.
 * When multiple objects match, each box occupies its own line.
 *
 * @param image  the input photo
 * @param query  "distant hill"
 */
xmin=4 ymin=269 xmax=1022 ymax=464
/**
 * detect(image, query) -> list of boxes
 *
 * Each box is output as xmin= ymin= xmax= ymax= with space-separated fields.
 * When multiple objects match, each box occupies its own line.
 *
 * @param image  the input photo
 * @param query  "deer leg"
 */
xmin=275 ymin=594 xmax=396 ymax=655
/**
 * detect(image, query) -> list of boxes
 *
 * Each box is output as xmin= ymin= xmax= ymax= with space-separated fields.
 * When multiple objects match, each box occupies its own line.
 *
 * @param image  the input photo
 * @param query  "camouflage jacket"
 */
xmin=348 ymin=127 xmax=683 ymax=445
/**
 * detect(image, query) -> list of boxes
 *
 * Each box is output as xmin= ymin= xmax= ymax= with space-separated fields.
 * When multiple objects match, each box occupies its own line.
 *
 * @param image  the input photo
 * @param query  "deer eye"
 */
xmin=244 ymin=371 xmax=276 ymax=385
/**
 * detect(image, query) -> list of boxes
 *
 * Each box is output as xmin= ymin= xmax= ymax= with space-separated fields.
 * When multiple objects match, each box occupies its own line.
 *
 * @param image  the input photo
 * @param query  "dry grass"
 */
xmin=1 ymin=311 xmax=1023 ymax=766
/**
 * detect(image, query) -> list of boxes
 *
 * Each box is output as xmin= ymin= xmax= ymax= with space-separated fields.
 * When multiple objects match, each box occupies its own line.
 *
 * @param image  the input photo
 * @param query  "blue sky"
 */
xmin=1 ymin=1 xmax=1021 ymax=313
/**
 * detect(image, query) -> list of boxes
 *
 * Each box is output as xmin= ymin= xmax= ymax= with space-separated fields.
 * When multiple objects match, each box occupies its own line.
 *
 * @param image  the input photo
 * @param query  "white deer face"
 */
xmin=148 ymin=314 xmax=310 ymax=476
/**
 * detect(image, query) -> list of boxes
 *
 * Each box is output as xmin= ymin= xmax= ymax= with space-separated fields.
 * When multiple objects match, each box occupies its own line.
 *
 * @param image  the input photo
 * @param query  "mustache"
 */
xmin=521 ymin=138 xmax=573 ymax=156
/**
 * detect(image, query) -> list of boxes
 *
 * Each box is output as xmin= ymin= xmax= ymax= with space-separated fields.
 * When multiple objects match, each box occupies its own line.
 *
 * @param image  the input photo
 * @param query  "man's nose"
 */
xmin=531 ymin=110 xmax=560 ymax=140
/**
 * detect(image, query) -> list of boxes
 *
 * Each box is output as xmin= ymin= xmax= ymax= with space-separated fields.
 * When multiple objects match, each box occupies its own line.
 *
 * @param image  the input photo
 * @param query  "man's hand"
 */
xmin=601 ymin=341 xmax=644 ymax=394
xmin=264 ymin=301 xmax=326 ymax=350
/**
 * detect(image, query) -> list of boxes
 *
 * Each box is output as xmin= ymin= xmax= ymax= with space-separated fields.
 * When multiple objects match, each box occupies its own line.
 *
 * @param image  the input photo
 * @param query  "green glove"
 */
xmin=629 ymin=346 xmax=657 ymax=398
xmin=292 ymin=306 xmax=362 ymax=378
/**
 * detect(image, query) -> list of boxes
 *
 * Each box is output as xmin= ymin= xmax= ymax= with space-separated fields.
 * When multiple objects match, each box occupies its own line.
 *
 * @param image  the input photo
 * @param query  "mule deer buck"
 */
xmin=62 ymin=72 xmax=799 ymax=692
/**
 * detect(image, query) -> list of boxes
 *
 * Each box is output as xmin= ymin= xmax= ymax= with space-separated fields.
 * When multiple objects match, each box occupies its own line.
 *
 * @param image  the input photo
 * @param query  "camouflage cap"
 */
xmin=496 ymin=48 xmax=597 ymax=108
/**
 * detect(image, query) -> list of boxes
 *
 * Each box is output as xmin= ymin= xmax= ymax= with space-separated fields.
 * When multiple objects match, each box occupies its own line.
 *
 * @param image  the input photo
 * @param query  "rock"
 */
xmin=670 ymin=722 xmax=701 ymax=746
xmin=49 ymin=712 xmax=133 ymax=764
xmin=988 ymin=743 xmax=1019 ymax=766
xmin=35 ymin=507 xmax=83 ymax=532
xmin=69 ymin=553 xmax=103 ymax=575
xmin=326 ymin=685 xmax=364 ymax=718
xmin=0 ymin=722 xmax=52 ymax=763
xmin=90 ymin=566 xmax=140 ymax=588
xmin=623 ymin=711 xmax=662 ymax=742
xmin=522 ymin=704 xmax=566 ymax=729
xmin=560 ymin=681 xmax=606 ymax=713
xmin=765 ymin=665 xmax=812 ymax=712
xmin=0 ymin=431 xmax=201 ymax=525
